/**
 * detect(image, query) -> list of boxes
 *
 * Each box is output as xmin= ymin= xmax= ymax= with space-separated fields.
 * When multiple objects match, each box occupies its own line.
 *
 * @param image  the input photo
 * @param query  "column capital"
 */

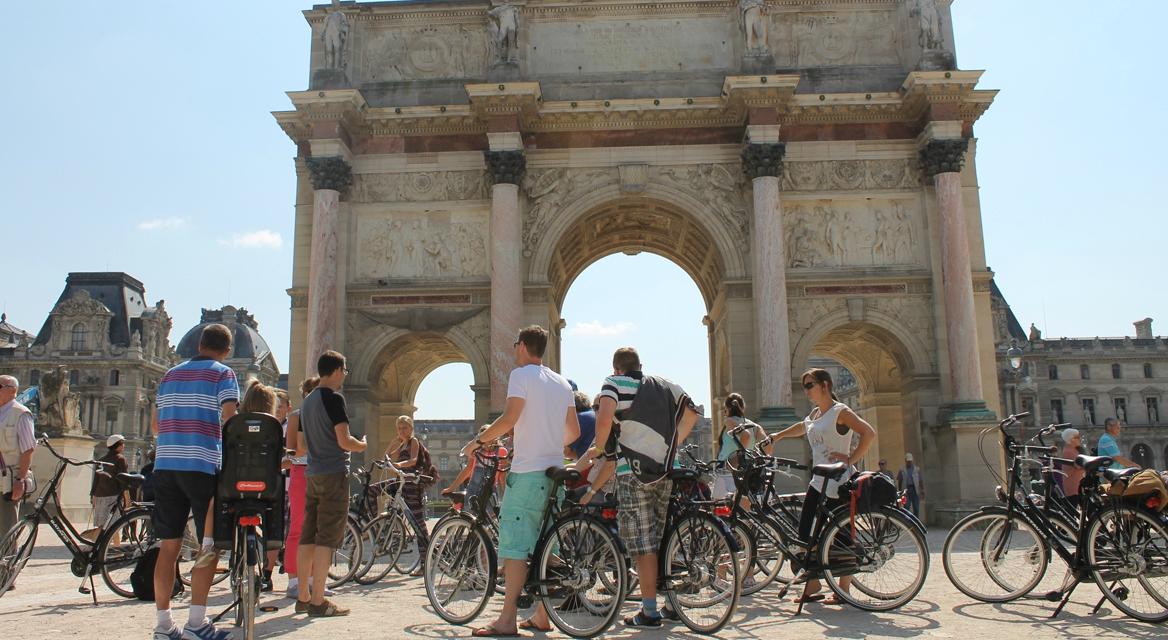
xmin=305 ymin=155 xmax=353 ymax=192
xmin=741 ymin=142 xmax=786 ymax=180
xmin=485 ymin=149 xmax=526 ymax=186
xmin=920 ymin=138 xmax=970 ymax=178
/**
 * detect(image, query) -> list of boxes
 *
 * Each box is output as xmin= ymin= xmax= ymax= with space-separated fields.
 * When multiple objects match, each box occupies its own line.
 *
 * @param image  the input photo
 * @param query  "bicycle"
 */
xmin=425 ymin=458 xmax=628 ymax=638
xmin=355 ymin=459 xmax=432 ymax=585
xmin=0 ymin=436 xmax=157 ymax=602
xmin=943 ymin=411 xmax=1168 ymax=622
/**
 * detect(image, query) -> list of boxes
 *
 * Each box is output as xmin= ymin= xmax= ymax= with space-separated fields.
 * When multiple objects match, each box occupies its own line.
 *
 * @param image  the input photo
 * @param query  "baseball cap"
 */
xmin=905 ymin=453 xmax=913 ymax=462
xmin=106 ymin=434 xmax=125 ymax=448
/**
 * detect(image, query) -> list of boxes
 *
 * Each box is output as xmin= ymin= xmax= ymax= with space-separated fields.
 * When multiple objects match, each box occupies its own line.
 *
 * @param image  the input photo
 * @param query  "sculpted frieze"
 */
xmin=354 ymin=25 xmax=490 ymax=83
xmin=523 ymin=168 xmax=617 ymax=255
xmin=357 ymin=211 xmax=488 ymax=280
xmin=783 ymin=199 xmax=922 ymax=269
xmin=781 ymin=159 xmax=919 ymax=192
xmin=352 ymin=171 xmax=487 ymax=203
xmin=654 ymin=164 xmax=749 ymax=244
xmin=771 ymin=10 xmax=900 ymax=68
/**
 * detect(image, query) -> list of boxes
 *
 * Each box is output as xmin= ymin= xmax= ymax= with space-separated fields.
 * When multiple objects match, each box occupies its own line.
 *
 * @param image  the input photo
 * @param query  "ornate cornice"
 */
xmin=485 ymin=150 xmax=526 ymax=186
xmin=742 ymin=143 xmax=786 ymax=179
xmin=306 ymin=156 xmax=354 ymax=192
xmin=920 ymin=138 xmax=969 ymax=177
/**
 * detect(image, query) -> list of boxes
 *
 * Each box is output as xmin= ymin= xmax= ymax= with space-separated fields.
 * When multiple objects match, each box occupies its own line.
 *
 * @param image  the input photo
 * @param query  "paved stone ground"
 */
xmin=0 ymin=526 xmax=1157 ymax=639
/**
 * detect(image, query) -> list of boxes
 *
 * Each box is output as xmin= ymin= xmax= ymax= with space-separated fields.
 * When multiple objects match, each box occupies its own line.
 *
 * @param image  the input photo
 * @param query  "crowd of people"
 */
xmin=0 ymin=320 xmax=1152 ymax=638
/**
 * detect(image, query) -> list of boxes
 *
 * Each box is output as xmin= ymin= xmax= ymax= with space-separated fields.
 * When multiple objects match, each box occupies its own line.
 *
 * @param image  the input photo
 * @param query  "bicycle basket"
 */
xmin=464 ymin=453 xmax=500 ymax=515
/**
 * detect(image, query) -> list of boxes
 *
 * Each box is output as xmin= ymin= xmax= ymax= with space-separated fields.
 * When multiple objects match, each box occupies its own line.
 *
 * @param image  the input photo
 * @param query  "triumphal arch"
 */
xmin=276 ymin=0 xmax=1002 ymax=513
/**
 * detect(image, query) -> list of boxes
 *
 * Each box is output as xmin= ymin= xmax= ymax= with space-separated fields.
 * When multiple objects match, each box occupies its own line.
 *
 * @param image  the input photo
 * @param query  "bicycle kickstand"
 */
xmin=1049 ymin=579 xmax=1080 ymax=618
xmin=77 ymin=571 xmax=99 ymax=606
xmin=1089 ymin=581 xmax=1119 ymax=616
xmin=210 ymin=597 xmax=240 ymax=624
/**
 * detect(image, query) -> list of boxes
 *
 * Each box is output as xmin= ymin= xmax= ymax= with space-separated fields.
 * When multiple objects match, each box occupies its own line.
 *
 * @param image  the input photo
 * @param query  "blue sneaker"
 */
xmin=181 ymin=622 xmax=233 ymax=640
xmin=153 ymin=627 xmax=183 ymax=640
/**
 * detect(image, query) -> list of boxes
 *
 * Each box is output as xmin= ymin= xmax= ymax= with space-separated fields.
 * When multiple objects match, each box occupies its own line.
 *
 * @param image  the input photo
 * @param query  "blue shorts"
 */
xmin=497 ymin=471 xmax=551 ymax=561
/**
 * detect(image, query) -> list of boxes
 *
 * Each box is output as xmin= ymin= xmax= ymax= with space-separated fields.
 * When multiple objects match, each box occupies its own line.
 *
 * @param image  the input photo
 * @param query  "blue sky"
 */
xmin=1 ymin=2 xmax=1164 ymax=420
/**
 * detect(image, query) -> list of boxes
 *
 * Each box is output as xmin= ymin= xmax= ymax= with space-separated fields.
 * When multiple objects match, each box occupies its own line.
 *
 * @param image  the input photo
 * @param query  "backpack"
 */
xmin=615 ymin=375 xmax=691 ymax=484
xmin=850 ymin=471 xmax=899 ymax=513
xmin=416 ymin=439 xmax=439 ymax=487
xmin=130 ymin=544 xmax=184 ymax=601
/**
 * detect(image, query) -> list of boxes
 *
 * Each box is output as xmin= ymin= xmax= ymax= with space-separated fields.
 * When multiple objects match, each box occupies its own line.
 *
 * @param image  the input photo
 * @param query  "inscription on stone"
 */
xmin=529 ymin=18 xmax=733 ymax=75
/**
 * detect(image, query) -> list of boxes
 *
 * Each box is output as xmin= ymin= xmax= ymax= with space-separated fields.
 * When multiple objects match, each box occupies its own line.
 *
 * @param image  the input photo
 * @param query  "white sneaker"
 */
xmin=153 ymin=626 xmax=183 ymax=640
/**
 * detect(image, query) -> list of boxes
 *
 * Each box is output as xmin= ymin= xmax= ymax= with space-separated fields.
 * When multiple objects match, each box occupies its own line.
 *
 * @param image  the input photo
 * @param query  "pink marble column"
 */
xmin=742 ymin=144 xmax=793 ymax=415
xmin=485 ymin=150 xmax=526 ymax=413
xmin=923 ymin=139 xmax=984 ymax=403
xmin=305 ymin=156 xmax=351 ymax=378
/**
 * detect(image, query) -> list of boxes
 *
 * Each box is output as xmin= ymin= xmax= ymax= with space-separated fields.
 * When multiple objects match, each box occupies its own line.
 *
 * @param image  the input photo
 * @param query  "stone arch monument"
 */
xmin=276 ymin=0 xmax=999 ymax=518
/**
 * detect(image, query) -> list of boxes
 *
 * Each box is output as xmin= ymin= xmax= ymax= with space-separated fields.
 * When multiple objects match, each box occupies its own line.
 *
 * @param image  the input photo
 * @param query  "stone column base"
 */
xmin=928 ymin=417 xmax=1001 ymax=526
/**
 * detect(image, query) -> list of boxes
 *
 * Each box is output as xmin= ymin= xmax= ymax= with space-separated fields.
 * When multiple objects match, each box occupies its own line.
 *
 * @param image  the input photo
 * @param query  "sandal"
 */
xmin=307 ymin=599 xmax=351 ymax=617
xmin=824 ymin=595 xmax=845 ymax=606
xmin=471 ymin=624 xmax=521 ymax=637
xmin=519 ymin=619 xmax=553 ymax=632
xmin=793 ymin=592 xmax=825 ymax=604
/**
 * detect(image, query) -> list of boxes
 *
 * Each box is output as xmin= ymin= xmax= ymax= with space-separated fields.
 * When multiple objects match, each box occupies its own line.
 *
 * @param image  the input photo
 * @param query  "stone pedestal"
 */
xmin=487 ymin=62 xmax=522 ymax=83
xmin=485 ymin=150 xmax=526 ymax=412
xmin=930 ymin=420 xmax=998 ymax=526
xmin=30 ymin=435 xmax=97 ymax=523
xmin=310 ymin=68 xmax=351 ymax=90
xmin=304 ymin=156 xmax=352 ymax=377
xmin=741 ymin=53 xmax=775 ymax=74
xmin=742 ymin=143 xmax=795 ymax=423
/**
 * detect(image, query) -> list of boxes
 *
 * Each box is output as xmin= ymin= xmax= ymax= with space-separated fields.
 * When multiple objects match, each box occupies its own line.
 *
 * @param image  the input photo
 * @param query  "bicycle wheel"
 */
xmin=740 ymin=516 xmax=785 ymax=596
xmin=327 ymin=516 xmax=363 ymax=588
xmin=0 ymin=517 xmax=38 ymax=596
xmin=99 ymin=509 xmax=156 ymax=598
xmin=820 ymin=507 xmax=928 ymax=611
xmin=1085 ymin=504 xmax=1168 ymax=623
xmin=942 ymin=510 xmax=1047 ymax=603
xmin=424 ymin=516 xmax=496 ymax=625
xmin=233 ymin=528 xmax=261 ymax=639
xmin=729 ymin=520 xmax=755 ymax=591
xmin=663 ymin=513 xmax=740 ymax=634
xmin=179 ymin=516 xmax=230 ymax=587
xmin=394 ymin=511 xmax=423 ymax=575
xmin=356 ymin=514 xmax=406 ymax=585
xmin=537 ymin=516 xmax=627 ymax=638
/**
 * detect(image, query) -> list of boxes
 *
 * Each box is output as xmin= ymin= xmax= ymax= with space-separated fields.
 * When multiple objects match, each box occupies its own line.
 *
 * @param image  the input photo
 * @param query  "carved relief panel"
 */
xmin=355 ymin=209 xmax=489 ymax=281
xmin=783 ymin=198 xmax=923 ymax=269
xmin=353 ymin=25 xmax=491 ymax=83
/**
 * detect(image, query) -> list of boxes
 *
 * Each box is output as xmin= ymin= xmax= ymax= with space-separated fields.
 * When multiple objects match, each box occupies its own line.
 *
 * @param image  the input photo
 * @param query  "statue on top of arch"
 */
xmin=322 ymin=0 xmax=350 ymax=69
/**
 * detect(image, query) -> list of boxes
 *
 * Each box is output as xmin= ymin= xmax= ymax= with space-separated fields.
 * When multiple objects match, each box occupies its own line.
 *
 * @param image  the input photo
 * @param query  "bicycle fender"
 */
xmin=886 ymin=505 xmax=929 ymax=538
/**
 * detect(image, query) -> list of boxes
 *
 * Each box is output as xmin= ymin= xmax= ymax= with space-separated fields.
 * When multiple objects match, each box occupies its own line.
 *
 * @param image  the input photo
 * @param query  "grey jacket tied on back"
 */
xmin=612 ymin=375 xmax=692 ymax=484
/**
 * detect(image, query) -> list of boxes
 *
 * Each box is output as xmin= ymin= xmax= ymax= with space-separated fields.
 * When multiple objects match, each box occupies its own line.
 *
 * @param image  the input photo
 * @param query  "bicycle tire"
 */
xmin=942 ymin=509 xmax=1048 ymax=603
xmin=98 ymin=508 xmax=156 ymax=598
xmin=393 ymin=510 xmax=424 ymax=575
xmin=820 ymin=506 xmax=928 ymax=611
xmin=1085 ymin=504 xmax=1168 ymax=623
xmin=0 ymin=517 xmax=38 ymax=597
xmin=537 ymin=515 xmax=627 ymax=638
xmin=729 ymin=520 xmax=755 ymax=592
xmin=740 ymin=516 xmax=785 ymax=596
xmin=356 ymin=513 xmax=406 ymax=585
xmin=663 ymin=512 xmax=740 ymax=634
xmin=326 ymin=516 xmax=364 ymax=588
xmin=424 ymin=515 xmax=496 ymax=625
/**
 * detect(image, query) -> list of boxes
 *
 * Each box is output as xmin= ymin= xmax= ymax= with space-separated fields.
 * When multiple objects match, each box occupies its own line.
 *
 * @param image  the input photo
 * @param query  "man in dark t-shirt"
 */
xmin=295 ymin=350 xmax=366 ymax=617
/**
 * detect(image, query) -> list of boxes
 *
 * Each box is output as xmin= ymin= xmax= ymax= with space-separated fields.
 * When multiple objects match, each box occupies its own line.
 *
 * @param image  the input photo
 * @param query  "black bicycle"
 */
xmin=0 ymin=436 xmax=156 ymax=602
xmin=425 ymin=459 xmax=627 ymax=638
xmin=943 ymin=411 xmax=1168 ymax=622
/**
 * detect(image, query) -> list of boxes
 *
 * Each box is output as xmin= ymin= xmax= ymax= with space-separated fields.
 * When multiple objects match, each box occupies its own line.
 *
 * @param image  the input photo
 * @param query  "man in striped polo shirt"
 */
xmin=150 ymin=324 xmax=239 ymax=640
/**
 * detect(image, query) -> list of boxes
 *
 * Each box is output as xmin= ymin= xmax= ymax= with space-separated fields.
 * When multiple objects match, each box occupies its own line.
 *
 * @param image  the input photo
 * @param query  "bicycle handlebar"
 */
xmin=37 ymin=435 xmax=113 ymax=469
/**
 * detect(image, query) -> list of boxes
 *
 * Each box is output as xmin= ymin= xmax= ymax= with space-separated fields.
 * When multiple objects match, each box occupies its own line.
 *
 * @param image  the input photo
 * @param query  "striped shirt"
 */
xmin=599 ymin=372 xmax=641 ymax=476
xmin=155 ymin=357 xmax=239 ymax=475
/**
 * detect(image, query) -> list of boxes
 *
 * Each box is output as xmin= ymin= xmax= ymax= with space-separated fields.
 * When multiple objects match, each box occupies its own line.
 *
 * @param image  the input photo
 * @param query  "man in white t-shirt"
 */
xmin=461 ymin=325 xmax=580 ymax=637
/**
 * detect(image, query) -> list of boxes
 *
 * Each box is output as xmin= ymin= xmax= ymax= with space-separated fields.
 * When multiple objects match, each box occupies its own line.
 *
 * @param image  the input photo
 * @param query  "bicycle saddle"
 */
xmin=811 ymin=462 xmax=849 ymax=480
xmin=1074 ymin=455 xmax=1115 ymax=474
xmin=447 ymin=491 xmax=467 ymax=503
xmin=666 ymin=468 xmax=701 ymax=482
xmin=545 ymin=466 xmax=581 ymax=483
xmin=1102 ymin=466 xmax=1139 ymax=483
xmin=117 ymin=472 xmax=145 ymax=487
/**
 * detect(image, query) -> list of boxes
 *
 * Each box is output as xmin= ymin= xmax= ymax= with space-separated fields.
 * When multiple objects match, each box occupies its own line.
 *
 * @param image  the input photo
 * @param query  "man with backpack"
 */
xmin=582 ymin=347 xmax=700 ymax=627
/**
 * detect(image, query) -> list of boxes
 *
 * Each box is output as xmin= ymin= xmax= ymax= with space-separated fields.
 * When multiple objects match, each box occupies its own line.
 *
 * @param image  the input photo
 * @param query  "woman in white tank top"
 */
xmin=765 ymin=368 xmax=876 ymax=605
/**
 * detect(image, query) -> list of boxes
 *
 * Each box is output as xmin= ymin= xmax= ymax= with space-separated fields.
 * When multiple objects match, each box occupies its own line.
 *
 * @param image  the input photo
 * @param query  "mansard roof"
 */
xmin=34 ymin=272 xmax=151 ymax=348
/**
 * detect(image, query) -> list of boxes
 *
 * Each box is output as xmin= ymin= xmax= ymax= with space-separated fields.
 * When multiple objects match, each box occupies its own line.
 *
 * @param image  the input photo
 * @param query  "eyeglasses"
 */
xmin=342 ymin=367 xmax=350 ymax=374
xmin=802 ymin=382 xmax=817 ymax=390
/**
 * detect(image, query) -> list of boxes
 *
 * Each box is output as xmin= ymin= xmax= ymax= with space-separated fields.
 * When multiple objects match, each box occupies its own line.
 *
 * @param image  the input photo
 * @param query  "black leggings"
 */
xmin=797 ymin=484 xmax=846 ymax=543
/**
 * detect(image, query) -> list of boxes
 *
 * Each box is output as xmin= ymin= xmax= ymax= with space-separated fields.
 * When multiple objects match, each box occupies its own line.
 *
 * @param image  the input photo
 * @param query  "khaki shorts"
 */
xmin=300 ymin=473 xmax=350 ymax=549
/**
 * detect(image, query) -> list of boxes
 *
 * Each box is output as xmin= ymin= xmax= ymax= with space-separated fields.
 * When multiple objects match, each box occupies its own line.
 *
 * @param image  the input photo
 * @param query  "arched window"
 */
xmin=109 ymin=369 xmax=120 ymax=386
xmin=1145 ymin=363 xmax=1154 ymax=379
xmin=1131 ymin=443 xmax=1154 ymax=469
xmin=1048 ymin=364 xmax=1059 ymax=380
xmin=70 ymin=323 xmax=88 ymax=351
xmin=1111 ymin=363 xmax=1122 ymax=379
xmin=1079 ymin=364 xmax=1090 ymax=380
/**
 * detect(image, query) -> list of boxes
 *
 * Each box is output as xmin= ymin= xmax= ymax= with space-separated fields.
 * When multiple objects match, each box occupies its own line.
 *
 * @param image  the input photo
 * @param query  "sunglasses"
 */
xmin=802 ymin=381 xmax=817 ymax=390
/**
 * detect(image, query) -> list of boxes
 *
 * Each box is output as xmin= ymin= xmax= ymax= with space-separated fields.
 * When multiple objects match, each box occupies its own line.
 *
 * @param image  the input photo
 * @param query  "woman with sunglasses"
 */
xmin=765 ymin=367 xmax=876 ymax=605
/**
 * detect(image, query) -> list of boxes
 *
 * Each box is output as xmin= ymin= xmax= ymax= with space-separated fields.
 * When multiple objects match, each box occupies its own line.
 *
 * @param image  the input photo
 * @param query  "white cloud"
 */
xmin=565 ymin=320 xmax=636 ymax=338
xmin=137 ymin=217 xmax=187 ymax=231
xmin=219 ymin=230 xmax=284 ymax=250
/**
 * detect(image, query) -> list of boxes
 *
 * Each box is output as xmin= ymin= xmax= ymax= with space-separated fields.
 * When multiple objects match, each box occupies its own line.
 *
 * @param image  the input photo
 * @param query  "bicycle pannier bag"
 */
xmin=1106 ymin=468 xmax=1168 ymax=512
xmin=850 ymin=471 xmax=899 ymax=513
